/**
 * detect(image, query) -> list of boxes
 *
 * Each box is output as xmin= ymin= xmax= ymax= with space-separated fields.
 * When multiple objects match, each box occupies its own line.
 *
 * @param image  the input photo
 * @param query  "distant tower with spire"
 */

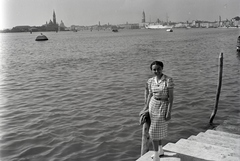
xmin=43 ymin=10 xmax=66 ymax=31
xmin=142 ymin=11 xmax=145 ymax=23
xmin=53 ymin=10 xmax=56 ymax=25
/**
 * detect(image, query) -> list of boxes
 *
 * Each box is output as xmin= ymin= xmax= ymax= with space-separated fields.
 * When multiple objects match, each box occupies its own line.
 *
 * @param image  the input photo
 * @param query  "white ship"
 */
xmin=145 ymin=13 xmax=174 ymax=29
xmin=145 ymin=23 xmax=173 ymax=29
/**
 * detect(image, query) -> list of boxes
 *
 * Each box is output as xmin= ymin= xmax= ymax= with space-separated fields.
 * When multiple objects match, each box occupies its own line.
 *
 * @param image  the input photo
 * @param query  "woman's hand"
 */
xmin=165 ymin=111 xmax=171 ymax=121
xmin=139 ymin=107 xmax=148 ymax=116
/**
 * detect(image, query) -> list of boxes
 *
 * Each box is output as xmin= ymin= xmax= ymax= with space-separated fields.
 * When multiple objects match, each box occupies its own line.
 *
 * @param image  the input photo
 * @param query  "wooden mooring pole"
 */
xmin=140 ymin=122 xmax=150 ymax=156
xmin=209 ymin=53 xmax=223 ymax=124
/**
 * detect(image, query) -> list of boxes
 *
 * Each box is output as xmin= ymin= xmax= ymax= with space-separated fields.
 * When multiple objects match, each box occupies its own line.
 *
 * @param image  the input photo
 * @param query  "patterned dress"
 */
xmin=147 ymin=74 xmax=174 ymax=140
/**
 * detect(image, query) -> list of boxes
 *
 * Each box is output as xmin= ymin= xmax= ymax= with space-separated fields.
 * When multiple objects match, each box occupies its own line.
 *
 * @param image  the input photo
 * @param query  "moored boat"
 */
xmin=111 ymin=26 xmax=118 ymax=32
xmin=112 ymin=29 xmax=118 ymax=32
xmin=166 ymin=29 xmax=173 ymax=32
xmin=35 ymin=33 xmax=48 ymax=41
xmin=237 ymin=36 xmax=240 ymax=52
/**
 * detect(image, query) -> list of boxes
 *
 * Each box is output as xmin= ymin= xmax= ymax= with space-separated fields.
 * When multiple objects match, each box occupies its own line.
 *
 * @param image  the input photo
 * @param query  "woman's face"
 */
xmin=151 ymin=64 xmax=163 ymax=76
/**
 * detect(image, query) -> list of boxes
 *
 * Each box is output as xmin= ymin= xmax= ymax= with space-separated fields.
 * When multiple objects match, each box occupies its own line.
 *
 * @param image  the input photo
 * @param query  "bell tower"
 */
xmin=53 ymin=10 xmax=56 ymax=25
xmin=142 ymin=11 xmax=145 ymax=23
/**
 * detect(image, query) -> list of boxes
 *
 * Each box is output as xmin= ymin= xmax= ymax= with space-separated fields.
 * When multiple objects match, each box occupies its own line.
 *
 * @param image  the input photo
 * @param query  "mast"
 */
xmin=166 ymin=13 xmax=169 ymax=25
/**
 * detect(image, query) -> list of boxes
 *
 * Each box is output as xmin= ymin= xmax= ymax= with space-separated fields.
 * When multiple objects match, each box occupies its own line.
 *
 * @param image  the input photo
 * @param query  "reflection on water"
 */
xmin=0 ymin=28 xmax=240 ymax=161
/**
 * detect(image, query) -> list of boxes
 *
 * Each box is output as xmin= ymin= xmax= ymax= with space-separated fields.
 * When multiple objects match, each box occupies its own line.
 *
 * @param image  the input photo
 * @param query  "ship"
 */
xmin=145 ymin=13 xmax=173 ymax=29
xmin=145 ymin=23 xmax=173 ymax=29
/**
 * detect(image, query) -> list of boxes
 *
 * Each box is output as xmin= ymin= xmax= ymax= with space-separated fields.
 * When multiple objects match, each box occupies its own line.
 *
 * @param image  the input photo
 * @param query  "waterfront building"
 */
xmin=41 ymin=10 xmax=66 ymax=31
xmin=219 ymin=16 xmax=221 ymax=27
xmin=232 ymin=16 xmax=240 ymax=27
xmin=142 ymin=11 xmax=145 ymax=23
xmin=53 ymin=10 xmax=56 ymax=25
xmin=11 ymin=25 xmax=31 ymax=32
xmin=139 ymin=10 xmax=149 ymax=28
xmin=194 ymin=21 xmax=218 ymax=28
xmin=59 ymin=20 xmax=66 ymax=29
xmin=44 ymin=10 xmax=58 ymax=31
xmin=119 ymin=23 xmax=140 ymax=29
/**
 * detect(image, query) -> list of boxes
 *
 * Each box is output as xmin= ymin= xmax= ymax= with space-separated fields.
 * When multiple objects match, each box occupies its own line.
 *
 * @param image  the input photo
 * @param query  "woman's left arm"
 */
xmin=165 ymin=85 xmax=174 ymax=121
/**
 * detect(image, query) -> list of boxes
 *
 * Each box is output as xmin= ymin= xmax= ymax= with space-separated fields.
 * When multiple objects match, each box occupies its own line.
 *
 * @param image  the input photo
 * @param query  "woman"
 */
xmin=141 ymin=61 xmax=174 ymax=161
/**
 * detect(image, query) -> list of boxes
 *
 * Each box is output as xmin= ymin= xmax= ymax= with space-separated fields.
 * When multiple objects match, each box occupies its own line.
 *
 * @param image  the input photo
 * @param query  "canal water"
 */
xmin=0 ymin=28 xmax=239 ymax=161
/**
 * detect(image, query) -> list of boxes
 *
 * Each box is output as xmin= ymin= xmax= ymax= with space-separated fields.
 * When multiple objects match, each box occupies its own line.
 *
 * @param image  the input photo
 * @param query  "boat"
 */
xmin=111 ymin=26 xmax=118 ymax=32
xmin=166 ymin=29 xmax=173 ymax=32
xmin=146 ymin=13 xmax=174 ymax=30
xmin=145 ymin=23 xmax=173 ymax=29
xmin=237 ymin=36 xmax=240 ymax=52
xmin=35 ymin=33 xmax=48 ymax=41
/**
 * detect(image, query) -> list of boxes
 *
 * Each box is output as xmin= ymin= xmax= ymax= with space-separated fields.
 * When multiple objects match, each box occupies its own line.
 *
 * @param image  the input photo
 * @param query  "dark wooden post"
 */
xmin=210 ymin=53 xmax=223 ymax=124
xmin=141 ymin=122 xmax=150 ymax=156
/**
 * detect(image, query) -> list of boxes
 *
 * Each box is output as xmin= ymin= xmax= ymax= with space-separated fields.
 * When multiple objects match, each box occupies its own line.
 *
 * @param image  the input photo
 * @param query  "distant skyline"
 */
xmin=0 ymin=0 xmax=239 ymax=30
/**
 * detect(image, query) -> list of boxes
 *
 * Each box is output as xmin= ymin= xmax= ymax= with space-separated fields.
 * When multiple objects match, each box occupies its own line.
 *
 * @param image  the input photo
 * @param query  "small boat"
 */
xmin=166 ymin=29 xmax=173 ymax=32
xmin=35 ymin=33 xmax=48 ymax=41
xmin=237 ymin=36 xmax=240 ymax=52
xmin=111 ymin=26 xmax=118 ymax=32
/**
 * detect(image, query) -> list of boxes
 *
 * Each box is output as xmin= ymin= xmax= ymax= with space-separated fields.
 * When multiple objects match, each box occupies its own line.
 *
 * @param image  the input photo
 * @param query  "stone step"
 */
xmin=205 ymin=129 xmax=240 ymax=139
xmin=175 ymin=139 xmax=240 ymax=158
xmin=188 ymin=133 xmax=240 ymax=152
xmin=163 ymin=139 xmax=240 ymax=161
xmin=198 ymin=132 xmax=240 ymax=144
xmin=136 ymin=151 xmax=181 ymax=161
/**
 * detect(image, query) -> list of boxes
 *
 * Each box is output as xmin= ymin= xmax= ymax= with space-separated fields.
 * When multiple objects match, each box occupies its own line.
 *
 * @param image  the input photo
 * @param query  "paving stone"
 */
xmin=188 ymin=134 xmax=240 ymax=152
xmin=136 ymin=151 xmax=181 ymax=161
xmin=137 ymin=117 xmax=240 ymax=161
xmin=205 ymin=129 xmax=240 ymax=139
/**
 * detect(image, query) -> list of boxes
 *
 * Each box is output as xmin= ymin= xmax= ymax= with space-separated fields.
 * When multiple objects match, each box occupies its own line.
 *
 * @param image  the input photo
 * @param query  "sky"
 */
xmin=0 ymin=0 xmax=239 ymax=30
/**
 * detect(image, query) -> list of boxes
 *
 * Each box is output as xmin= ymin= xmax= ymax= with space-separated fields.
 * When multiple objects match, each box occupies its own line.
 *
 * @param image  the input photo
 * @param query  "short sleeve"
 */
xmin=167 ymin=77 xmax=174 ymax=89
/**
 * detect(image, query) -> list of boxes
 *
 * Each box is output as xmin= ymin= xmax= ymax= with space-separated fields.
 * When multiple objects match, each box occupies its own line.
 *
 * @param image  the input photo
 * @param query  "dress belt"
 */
xmin=154 ymin=97 xmax=168 ymax=101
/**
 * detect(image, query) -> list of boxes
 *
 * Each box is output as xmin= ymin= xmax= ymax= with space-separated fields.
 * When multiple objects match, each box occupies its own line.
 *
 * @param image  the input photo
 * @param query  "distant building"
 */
xmin=142 ymin=11 xmax=145 ymax=23
xmin=41 ymin=10 xmax=66 ymax=31
xmin=232 ymin=17 xmax=240 ymax=27
xmin=139 ymin=11 xmax=150 ymax=28
xmin=43 ymin=10 xmax=58 ymax=31
xmin=11 ymin=25 xmax=31 ymax=32
xmin=53 ymin=10 xmax=56 ymax=24
xmin=119 ymin=23 xmax=140 ymax=29
xmin=194 ymin=21 xmax=218 ymax=28
xmin=60 ymin=20 xmax=66 ymax=29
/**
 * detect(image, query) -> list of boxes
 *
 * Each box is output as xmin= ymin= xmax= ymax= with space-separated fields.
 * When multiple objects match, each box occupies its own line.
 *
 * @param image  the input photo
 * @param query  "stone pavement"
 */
xmin=137 ymin=116 xmax=240 ymax=161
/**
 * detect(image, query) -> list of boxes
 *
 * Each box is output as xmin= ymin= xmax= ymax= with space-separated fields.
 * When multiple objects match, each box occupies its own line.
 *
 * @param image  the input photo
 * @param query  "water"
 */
xmin=0 ymin=28 xmax=239 ymax=161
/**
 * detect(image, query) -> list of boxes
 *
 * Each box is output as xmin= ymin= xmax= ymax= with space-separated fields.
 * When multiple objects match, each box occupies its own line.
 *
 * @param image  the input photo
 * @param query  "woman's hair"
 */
xmin=150 ymin=61 xmax=164 ymax=70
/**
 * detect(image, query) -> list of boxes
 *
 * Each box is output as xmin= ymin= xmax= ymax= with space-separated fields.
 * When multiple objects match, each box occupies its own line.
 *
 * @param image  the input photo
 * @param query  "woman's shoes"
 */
xmin=152 ymin=154 xmax=160 ymax=161
xmin=151 ymin=152 xmax=164 ymax=158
